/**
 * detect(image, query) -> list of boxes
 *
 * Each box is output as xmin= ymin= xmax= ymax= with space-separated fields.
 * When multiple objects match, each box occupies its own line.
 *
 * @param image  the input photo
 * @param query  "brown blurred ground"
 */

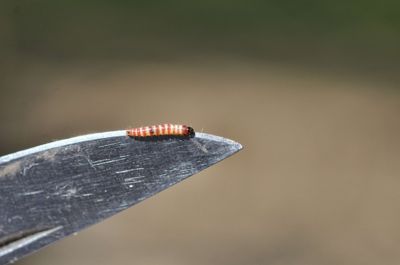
xmin=1 ymin=58 xmax=399 ymax=265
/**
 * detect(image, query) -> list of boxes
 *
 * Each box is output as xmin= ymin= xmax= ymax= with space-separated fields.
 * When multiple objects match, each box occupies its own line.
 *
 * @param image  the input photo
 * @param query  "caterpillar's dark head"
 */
xmin=187 ymin=126 xmax=195 ymax=138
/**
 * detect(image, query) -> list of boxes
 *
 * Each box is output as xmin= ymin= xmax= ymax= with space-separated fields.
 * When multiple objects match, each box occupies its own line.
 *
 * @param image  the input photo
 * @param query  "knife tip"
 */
xmin=195 ymin=132 xmax=243 ymax=153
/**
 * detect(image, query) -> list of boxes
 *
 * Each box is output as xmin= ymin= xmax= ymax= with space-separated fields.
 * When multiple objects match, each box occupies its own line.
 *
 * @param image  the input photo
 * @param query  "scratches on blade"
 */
xmin=0 ymin=226 xmax=62 ymax=258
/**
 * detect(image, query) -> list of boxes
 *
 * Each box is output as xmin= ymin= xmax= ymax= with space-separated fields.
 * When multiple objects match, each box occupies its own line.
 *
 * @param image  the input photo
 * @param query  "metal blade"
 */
xmin=0 ymin=131 xmax=242 ymax=264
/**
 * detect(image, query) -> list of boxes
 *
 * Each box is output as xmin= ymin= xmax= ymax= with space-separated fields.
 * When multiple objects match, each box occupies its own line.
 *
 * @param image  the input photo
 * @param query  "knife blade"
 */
xmin=0 ymin=130 xmax=242 ymax=264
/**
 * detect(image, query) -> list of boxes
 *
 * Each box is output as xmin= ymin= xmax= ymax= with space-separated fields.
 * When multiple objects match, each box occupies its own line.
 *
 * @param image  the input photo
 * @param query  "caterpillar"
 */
xmin=126 ymin=124 xmax=195 ymax=138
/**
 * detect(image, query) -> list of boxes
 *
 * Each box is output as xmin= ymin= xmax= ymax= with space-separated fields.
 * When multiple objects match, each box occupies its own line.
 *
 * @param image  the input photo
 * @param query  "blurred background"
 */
xmin=1 ymin=1 xmax=400 ymax=264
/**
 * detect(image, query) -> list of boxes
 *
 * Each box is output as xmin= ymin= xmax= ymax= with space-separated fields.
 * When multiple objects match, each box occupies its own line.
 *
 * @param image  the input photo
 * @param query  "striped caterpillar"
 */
xmin=127 ymin=124 xmax=195 ymax=138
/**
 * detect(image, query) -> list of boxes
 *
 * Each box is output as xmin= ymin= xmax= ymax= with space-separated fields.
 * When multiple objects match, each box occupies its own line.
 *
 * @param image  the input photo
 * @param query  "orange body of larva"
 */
xmin=126 ymin=124 xmax=195 ymax=138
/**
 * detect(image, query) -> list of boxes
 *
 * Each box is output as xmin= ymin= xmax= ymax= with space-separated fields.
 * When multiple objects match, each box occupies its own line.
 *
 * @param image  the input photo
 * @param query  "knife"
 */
xmin=0 ymin=130 xmax=242 ymax=264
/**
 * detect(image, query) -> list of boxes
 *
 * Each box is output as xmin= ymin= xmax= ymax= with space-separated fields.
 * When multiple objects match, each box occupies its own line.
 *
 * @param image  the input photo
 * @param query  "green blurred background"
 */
xmin=1 ymin=1 xmax=400 ymax=264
